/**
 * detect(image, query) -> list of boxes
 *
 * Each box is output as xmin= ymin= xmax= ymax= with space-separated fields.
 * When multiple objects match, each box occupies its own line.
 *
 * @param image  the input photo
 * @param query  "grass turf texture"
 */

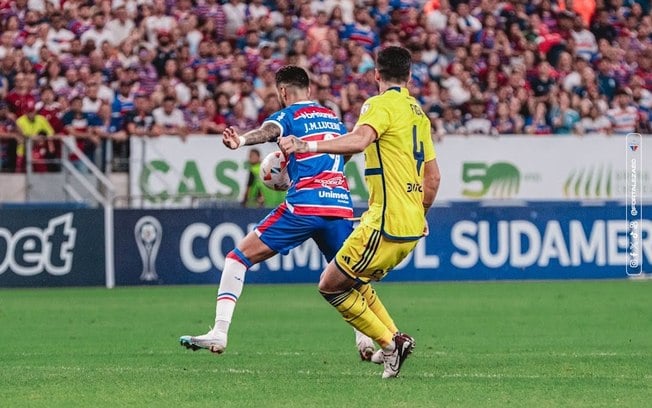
xmin=0 ymin=281 xmax=650 ymax=407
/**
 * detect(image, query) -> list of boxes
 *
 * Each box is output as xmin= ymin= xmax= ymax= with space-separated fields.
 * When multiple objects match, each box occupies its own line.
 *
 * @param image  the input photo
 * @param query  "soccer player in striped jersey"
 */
xmin=280 ymin=46 xmax=441 ymax=378
xmin=180 ymin=65 xmax=381 ymax=359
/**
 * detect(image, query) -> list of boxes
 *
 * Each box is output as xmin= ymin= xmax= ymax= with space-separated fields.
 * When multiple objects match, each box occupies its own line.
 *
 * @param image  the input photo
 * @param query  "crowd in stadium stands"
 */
xmin=0 ymin=0 xmax=650 ymax=173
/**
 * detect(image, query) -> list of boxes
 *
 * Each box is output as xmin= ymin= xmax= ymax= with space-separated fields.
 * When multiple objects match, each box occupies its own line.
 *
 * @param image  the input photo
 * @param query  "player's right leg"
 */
xmin=181 ymin=203 xmax=316 ymax=354
xmin=180 ymin=231 xmax=277 ymax=353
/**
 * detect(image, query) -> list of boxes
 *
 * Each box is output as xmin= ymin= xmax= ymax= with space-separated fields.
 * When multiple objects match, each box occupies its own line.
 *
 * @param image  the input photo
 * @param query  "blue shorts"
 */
xmin=255 ymin=203 xmax=353 ymax=261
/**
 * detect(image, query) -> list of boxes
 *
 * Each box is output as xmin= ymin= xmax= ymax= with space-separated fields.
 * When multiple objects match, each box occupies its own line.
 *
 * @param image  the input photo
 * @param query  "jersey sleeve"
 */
xmin=263 ymin=109 xmax=291 ymax=140
xmin=356 ymin=97 xmax=390 ymax=139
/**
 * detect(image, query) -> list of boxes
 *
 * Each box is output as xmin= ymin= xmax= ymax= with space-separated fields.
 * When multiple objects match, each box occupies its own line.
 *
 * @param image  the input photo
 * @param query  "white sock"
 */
xmin=214 ymin=256 xmax=247 ymax=335
xmin=382 ymin=340 xmax=396 ymax=353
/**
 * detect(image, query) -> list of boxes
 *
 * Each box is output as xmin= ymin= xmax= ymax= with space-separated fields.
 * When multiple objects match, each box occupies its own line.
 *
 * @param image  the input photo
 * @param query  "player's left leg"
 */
xmin=319 ymin=262 xmax=394 ymax=348
xmin=319 ymin=224 xmax=417 ymax=377
xmin=354 ymin=282 xmax=399 ymax=362
xmin=356 ymin=282 xmax=398 ymax=334
xmin=314 ymin=217 xmax=375 ymax=360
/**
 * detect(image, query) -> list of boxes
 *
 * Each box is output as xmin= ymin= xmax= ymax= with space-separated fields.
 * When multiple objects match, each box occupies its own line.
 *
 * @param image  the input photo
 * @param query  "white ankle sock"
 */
xmin=382 ymin=340 xmax=396 ymax=353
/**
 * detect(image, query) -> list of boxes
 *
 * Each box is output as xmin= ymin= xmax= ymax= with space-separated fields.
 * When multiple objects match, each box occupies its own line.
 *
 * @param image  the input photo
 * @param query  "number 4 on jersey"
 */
xmin=412 ymin=125 xmax=424 ymax=174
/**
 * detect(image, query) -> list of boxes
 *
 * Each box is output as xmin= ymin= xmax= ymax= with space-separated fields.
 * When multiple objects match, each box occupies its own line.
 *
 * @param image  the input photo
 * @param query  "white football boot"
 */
xmin=179 ymin=330 xmax=227 ymax=354
xmin=382 ymin=332 xmax=415 ymax=379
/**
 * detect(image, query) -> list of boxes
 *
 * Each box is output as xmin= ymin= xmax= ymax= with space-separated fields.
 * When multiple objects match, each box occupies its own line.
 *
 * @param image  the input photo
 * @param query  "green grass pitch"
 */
xmin=1 ymin=280 xmax=650 ymax=407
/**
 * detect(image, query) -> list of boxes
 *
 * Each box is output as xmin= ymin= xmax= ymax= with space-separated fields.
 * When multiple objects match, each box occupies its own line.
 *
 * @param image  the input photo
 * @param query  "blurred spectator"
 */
xmin=35 ymin=86 xmax=64 ymax=134
xmin=153 ymin=96 xmax=188 ymax=138
xmin=195 ymin=0 xmax=226 ymax=41
xmin=183 ymin=96 xmax=206 ymax=134
xmin=525 ymin=102 xmax=553 ymax=135
xmin=549 ymin=91 xmax=581 ymax=134
xmin=607 ymin=89 xmax=639 ymax=135
xmin=463 ymin=97 xmax=496 ymax=135
xmin=341 ymin=7 xmax=379 ymax=52
xmin=315 ymin=85 xmax=342 ymax=119
xmin=0 ymin=100 xmax=18 ymax=171
xmin=437 ymin=106 xmax=465 ymax=135
xmin=152 ymin=31 xmax=178 ymax=77
xmin=456 ymin=3 xmax=482 ymax=35
xmin=493 ymin=102 xmax=521 ymax=135
xmin=230 ymin=79 xmax=262 ymax=122
xmin=125 ymin=94 xmax=162 ymax=138
xmin=201 ymin=97 xmax=227 ymax=134
xmin=80 ymin=11 xmax=113 ymax=49
xmin=81 ymin=81 xmax=103 ymax=114
xmin=60 ymin=38 xmax=90 ymax=71
xmin=531 ymin=62 xmax=556 ymax=101
xmin=61 ymin=96 xmax=99 ymax=169
xmin=175 ymin=66 xmax=196 ymax=106
xmin=15 ymin=100 xmax=56 ymax=172
xmin=5 ymin=73 xmax=36 ymax=117
xmin=307 ymin=12 xmax=331 ymax=55
xmin=590 ymin=9 xmax=617 ymax=43
xmin=571 ymin=16 xmax=598 ymax=61
xmin=226 ymin=99 xmax=256 ymax=132
xmin=106 ymin=5 xmax=135 ymax=47
xmin=22 ymin=31 xmax=43 ymax=64
xmin=93 ymin=102 xmax=127 ymax=171
xmin=596 ymin=58 xmax=617 ymax=102
xmin=135 ymin=47 xmax=158 ymax=96
xmin=578 ymin=102 xmax=611 ymax=135
xmin=144 ymin=0 xmax=177 ymax=46
xmin=111 ymin=81 xmax=135 ymax=129
xmin=222 ymin=0 xmax=246 ymax=40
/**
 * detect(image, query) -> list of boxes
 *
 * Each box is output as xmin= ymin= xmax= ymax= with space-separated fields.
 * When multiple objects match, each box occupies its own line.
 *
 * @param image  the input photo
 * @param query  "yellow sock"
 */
xmin=357 ymin=283 xmax=398 ymax=334
xmin=321 ymin=289 xmax=393 ymax=348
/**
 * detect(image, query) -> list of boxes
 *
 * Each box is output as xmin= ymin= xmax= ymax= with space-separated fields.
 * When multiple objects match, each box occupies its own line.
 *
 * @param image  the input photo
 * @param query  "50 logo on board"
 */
xmin=461 ymin=162 xmax=541 ymax=199
xmin=0 ymin=213 xmax=76 ymax=276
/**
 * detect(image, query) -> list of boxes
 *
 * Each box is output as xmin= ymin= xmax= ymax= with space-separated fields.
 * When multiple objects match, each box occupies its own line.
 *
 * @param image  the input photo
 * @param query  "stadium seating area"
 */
xmin=0 ymin=0 xmax=650 ymax=173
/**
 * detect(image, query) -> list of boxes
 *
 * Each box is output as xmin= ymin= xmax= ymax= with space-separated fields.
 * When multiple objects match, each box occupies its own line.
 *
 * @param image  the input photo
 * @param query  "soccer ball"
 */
xmin=259 ymin=150 xmax=290 ymax=191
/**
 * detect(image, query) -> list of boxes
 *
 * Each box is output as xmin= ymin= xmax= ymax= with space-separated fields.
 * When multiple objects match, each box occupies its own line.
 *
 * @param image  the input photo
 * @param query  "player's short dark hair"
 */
xmin=376 ymin=46 xmax=412 ymax=83
xmin=275 ymin=65 xmax=310 ymax=89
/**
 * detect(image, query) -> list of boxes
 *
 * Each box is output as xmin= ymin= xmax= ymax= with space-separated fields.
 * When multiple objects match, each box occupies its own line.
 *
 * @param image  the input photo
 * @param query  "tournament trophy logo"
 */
xmin=134 ymin=216 xmax=162 ymax=281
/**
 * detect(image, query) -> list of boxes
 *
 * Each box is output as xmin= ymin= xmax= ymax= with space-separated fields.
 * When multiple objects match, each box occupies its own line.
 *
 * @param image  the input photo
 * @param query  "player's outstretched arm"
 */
xmin=223 ymin=123 xmax=281 ymax=150
xmin=421 ymin=158 xmax=440 ymax=237
xmin=279 ymin=124 xmax=377 ymax=155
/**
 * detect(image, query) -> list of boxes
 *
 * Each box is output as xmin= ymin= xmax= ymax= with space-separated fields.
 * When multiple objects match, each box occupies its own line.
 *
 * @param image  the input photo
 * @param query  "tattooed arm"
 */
xmin=222 ymin=123 xmax=281 ymax=150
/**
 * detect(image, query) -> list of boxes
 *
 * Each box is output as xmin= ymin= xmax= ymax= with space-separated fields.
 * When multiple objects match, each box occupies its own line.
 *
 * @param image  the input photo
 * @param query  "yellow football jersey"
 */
xmin=356 ymin=87 xmax=436 ymax=240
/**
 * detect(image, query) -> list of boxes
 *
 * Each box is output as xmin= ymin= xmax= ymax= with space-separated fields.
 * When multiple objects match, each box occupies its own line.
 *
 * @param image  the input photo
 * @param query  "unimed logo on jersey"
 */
xmin=0 ymin=213 xmax=77 ymax=276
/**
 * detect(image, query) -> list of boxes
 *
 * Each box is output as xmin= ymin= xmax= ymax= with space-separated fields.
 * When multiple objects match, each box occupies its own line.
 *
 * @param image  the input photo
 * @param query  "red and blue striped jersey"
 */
xmin=264 ymin=101 xmax=354 ymax=218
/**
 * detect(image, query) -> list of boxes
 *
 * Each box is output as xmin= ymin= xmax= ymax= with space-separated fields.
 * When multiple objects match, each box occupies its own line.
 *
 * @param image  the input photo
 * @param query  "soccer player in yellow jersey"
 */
xmin=280 ymin=46 xmax=440 ymax=378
